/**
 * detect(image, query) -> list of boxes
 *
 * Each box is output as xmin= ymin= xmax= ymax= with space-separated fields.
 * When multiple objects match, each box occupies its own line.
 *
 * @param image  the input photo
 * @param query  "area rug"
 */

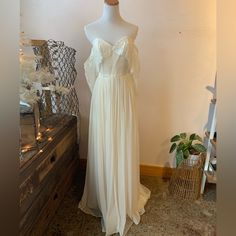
xmin=46 ymin=172 xmax=216 ymax=236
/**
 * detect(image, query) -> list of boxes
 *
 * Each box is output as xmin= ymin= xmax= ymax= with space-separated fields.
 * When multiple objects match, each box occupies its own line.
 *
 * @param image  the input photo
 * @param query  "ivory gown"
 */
xmin=79 ymin=36 xmax=151 ymax=236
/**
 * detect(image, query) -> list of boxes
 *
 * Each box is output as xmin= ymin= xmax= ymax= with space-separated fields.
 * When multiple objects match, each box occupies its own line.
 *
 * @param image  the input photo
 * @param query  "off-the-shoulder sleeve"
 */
xmin=123 ymin=42 xmax=140 ymax=93
xmin=125 ymin=42 xmax=140 ymax=80
xmin=130 ymin=44 xmax=140 ymax=79
xmin=84 ymin=41 xmax=102 ymax=92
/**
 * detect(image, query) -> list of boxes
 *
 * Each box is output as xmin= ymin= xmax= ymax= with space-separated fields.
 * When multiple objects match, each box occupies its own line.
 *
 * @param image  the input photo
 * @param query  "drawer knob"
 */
xmin=53 ymin=193 xmax=58 ymax=200
xmin=50 ymin=155 xmax=56 ymax=163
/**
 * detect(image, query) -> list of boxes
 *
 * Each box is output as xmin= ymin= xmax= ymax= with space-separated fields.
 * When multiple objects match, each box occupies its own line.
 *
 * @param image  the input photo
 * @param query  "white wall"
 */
xmin=21 ymin=0 xmax=216 ymax=167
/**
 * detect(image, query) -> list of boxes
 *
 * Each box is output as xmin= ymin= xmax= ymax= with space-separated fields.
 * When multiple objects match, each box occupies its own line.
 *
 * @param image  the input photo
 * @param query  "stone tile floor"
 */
xmin=46 ymin=172 xmax=216 ymax=236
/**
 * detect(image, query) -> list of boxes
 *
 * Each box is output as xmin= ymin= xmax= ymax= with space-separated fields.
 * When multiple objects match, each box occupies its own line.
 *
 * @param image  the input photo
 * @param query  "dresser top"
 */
xmin=20 ymin=114 xmax=77 ymax=172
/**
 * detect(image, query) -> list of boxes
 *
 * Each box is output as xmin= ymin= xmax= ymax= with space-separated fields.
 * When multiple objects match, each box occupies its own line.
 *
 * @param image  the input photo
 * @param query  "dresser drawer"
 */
xmin=20 ymin=145 xmax=78 ymax=235
xmin=20 ymin=127 xmax=77 ymax=209
xmin=36 ymin=128 xmax=77 ymax=183
xmin=31 ymin=158 xmax=78 ymax=236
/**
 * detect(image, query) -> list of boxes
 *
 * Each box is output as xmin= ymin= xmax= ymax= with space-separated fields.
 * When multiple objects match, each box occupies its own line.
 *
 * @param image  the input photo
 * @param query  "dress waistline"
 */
xmin=98 ymin=72 xmax=132 ymax=79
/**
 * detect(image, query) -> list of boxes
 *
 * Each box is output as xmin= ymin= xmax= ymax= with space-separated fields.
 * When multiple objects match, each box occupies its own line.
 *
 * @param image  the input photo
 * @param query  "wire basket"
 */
xmin=31 ymin=39 xmax=80 ymax=120
xmin=169 ymin=154 xmax=205 ymax=200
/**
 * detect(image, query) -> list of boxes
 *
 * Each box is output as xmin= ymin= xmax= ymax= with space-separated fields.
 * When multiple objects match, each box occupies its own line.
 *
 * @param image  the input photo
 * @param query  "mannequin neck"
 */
xmin=101 ymin=3 xmax=123 ymax=23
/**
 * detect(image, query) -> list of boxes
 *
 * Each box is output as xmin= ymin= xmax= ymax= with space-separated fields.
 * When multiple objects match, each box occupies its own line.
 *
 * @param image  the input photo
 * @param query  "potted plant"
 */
xmin=169 ymin=133 xmax=207 ymax=167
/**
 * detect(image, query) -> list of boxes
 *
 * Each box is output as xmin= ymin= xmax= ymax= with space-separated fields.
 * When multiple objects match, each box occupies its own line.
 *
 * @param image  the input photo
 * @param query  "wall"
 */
xmin=21 ymin=0 xmax=216 ymax=167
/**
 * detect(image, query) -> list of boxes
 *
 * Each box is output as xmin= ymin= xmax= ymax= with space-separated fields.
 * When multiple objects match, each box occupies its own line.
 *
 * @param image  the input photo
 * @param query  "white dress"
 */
xmin=79 ymin=36 xmax=151 ymax=236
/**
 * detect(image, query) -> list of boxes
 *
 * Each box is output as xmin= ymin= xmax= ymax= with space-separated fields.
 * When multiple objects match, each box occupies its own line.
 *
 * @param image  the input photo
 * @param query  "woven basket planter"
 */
xmin=169 ymin=153 xmax=205 ymax=200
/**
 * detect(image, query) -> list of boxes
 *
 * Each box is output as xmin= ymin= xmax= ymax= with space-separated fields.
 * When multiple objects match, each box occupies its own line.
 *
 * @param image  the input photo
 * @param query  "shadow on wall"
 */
xmin=204 ymin=80 xmax=216 ymax=132
xmin=158 ymin=138 xmax=175 ymax=168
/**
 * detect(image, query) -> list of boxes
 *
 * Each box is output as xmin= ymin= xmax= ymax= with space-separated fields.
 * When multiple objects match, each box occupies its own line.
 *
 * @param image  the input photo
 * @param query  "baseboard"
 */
xmin=140 ymin=165 xmax=173 ymax=178
xmin=79 ymin=159 xmax=173 ymax=178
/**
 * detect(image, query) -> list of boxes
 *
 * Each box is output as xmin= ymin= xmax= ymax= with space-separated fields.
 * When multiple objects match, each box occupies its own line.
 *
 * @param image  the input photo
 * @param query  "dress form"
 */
xmin=84 ymin=1 xmax=138 ymax=45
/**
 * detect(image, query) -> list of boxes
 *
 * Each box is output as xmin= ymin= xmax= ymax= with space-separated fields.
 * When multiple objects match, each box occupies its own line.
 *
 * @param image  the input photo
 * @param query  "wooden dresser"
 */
xmin=20 ymin=114 xmax=79 ymax=236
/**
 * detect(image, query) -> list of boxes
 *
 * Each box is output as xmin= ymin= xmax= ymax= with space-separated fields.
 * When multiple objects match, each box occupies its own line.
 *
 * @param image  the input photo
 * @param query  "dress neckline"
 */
xmin=92 ymin=35 xmax=134 ymax=47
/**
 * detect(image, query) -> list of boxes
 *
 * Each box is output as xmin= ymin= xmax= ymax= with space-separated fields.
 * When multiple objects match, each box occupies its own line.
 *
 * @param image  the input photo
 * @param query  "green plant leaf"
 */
xmin=183 ymin=149 xmax=190 ymax=158
xmin=176 ymin=150 xmax=184 ymax=166
xmin=185 ymin=140 xmax=192 ymax=149
xmin=169 ymin=143 xmax=177 ymax=153
xmin=177 ymin=142 xmax=185 ymax=151
xmin=190 ymin=133 xmax=196 ymax=140
xmin=180 ymin=133 xmax=187 ymax=139
xmin=195 ymin=135 xmax=202 ymax=142
xmin=170 ymin=135 xmax=181 ymax=142
xmin=192 ymin=144 xmax=207 ymax=153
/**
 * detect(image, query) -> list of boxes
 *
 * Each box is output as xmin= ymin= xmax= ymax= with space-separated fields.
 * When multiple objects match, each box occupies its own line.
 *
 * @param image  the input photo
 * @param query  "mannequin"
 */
xmin=84 ymin=0 xmax=138 ymax=45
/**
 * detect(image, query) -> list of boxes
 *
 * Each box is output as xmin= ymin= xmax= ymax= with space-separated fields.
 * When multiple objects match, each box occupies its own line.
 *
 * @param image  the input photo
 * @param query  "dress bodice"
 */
xmin=84 ymin=36 xmax=140 ymax=92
